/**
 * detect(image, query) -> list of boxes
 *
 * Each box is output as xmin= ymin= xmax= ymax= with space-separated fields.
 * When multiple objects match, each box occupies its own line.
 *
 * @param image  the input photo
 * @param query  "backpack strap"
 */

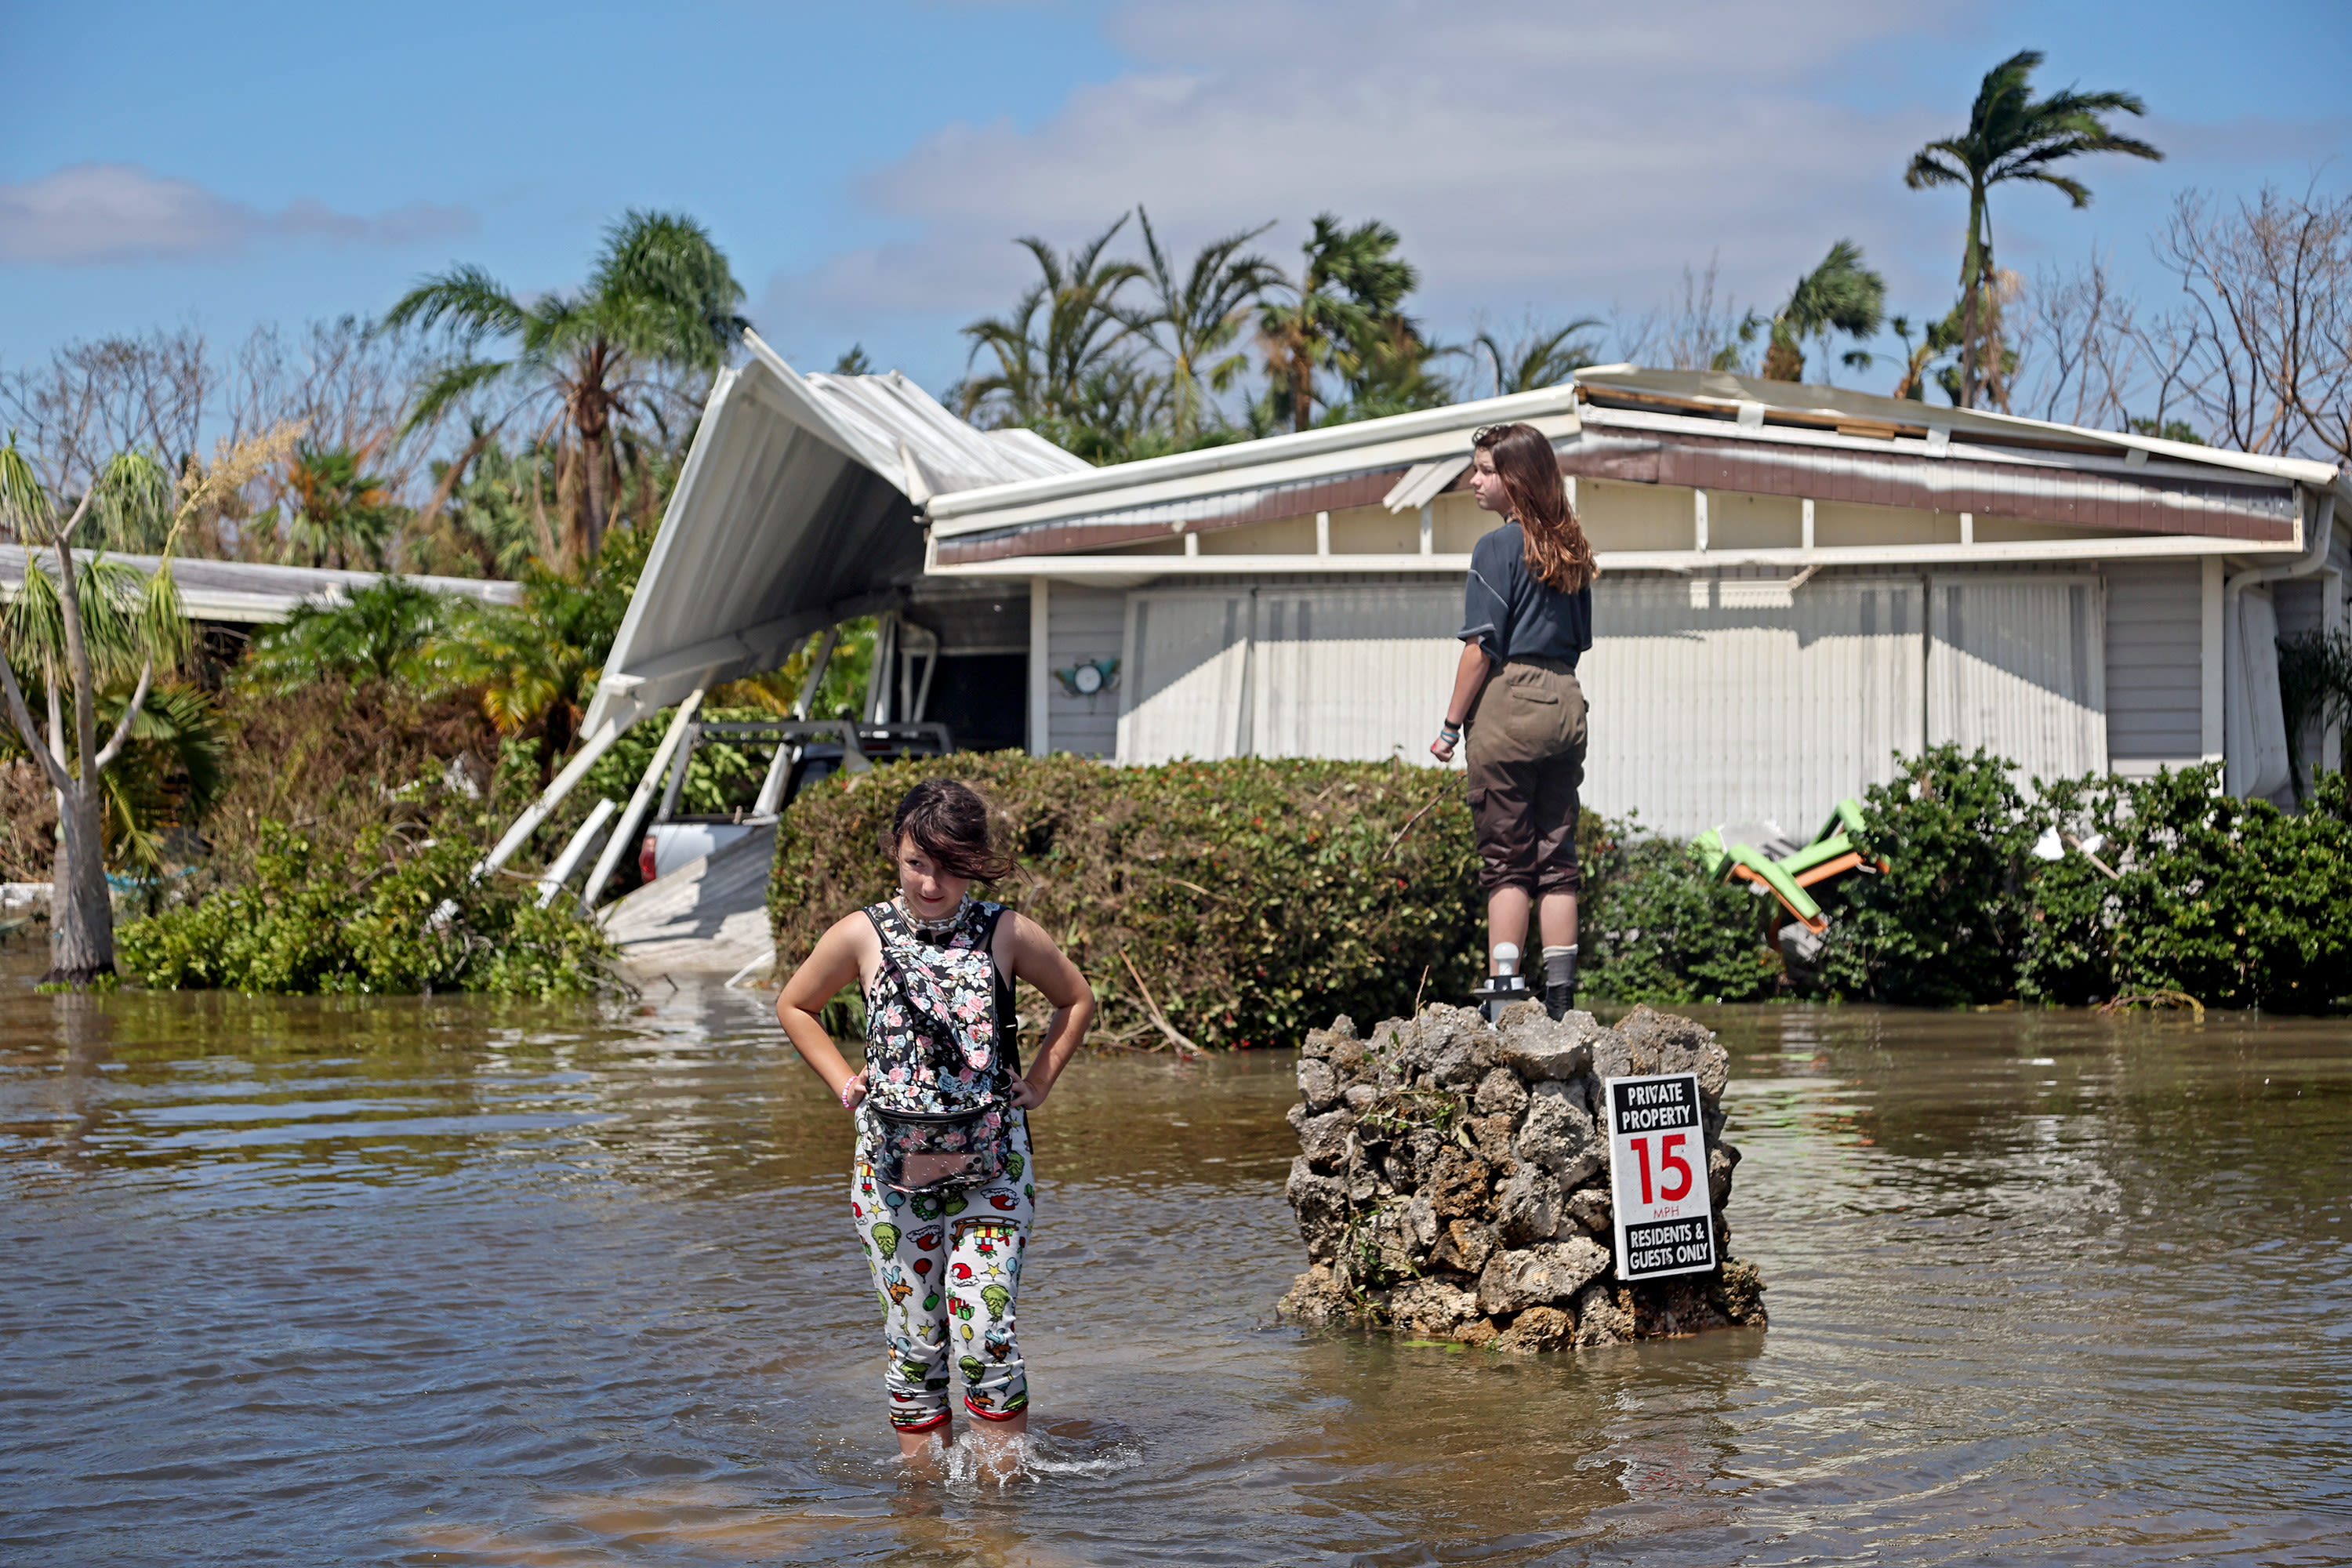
xmin=970 ymin=902 xmax=1022 ymax=1079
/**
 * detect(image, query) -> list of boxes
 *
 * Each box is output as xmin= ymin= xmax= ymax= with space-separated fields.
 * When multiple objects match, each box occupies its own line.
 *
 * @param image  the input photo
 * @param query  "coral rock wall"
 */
xmin=1278 ymin=1001 xmax=1767 ymax=1352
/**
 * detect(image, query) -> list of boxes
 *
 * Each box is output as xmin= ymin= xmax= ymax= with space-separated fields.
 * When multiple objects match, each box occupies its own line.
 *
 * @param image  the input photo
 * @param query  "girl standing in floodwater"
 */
xmin=1430 ymin=421 xmax=1598 ymax=1020
xmin=775 ymin=779 xmax=1094 ymax=1468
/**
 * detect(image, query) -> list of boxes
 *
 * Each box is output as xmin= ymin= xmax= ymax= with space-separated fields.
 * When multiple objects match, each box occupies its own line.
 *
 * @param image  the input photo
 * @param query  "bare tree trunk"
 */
xmin=0 ymin=491 xmax=151 ymax=985
xmin=47 ymin=783 xmax=114 ymax=982
xmin=583 ymin=429 xmax=610 ymax=559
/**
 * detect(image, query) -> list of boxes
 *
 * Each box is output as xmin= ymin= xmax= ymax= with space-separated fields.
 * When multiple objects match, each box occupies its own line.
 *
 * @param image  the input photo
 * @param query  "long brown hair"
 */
xmin=1473 ymin=423 xmax=1597 ymax=593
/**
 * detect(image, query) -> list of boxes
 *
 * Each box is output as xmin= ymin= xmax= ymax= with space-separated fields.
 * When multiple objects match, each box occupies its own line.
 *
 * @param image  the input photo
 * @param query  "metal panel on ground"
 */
xmin=1248 ymin=585 xmax=1461 ymax=761
xmin=1577 ymin=575 xmax=1926 ymax=837
xmin=1928 ymin=575 xmax=2107 ymax=782
xmin=1117 ymin=589 xmax=1255 ymax=763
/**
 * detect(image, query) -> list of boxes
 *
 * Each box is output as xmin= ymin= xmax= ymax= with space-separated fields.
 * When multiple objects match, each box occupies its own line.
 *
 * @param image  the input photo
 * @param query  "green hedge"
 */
xmin=769 ymin=753 xmax=1487 ymax=1049
xmin=768 ymin=746 xmax=2352 ymax=1030
xmin=1577 ymin=822 xmax=1784 ymax=1006
xmin=118 ymin=820 xmax=620 ymax=998
xmin=1817 ymin=746 xmax=2352 ymax=1013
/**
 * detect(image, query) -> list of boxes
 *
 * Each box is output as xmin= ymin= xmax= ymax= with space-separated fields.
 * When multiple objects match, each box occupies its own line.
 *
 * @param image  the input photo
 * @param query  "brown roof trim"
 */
xmin=1559 ymin=430 xmax=2298 ymax=542
xmin=933 ymin=465 xmax=1410 ymax=565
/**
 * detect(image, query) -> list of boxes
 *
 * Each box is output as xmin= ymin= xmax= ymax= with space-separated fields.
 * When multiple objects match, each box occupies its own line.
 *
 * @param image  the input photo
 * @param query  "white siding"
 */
xmin=2103 ymin=561 xmax=2203 ymax=777
xmin=1927 ymin=575 xmax=2107 ymax=783
xmin=1044 ymin=583 xmax=1126 ymax=757
xmin=1247 ymin=586 xmax=1461 ymax=760
xmin=1577 ymin=575 xmax=1926 ymax=837
xmin=1117 ymin=589 xmax=1254 ymax=762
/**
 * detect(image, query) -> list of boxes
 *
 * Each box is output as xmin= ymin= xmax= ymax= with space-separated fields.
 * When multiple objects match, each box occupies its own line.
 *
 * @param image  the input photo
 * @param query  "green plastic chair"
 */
xmin=1690 ymin=798 xmax=1875 ymax=934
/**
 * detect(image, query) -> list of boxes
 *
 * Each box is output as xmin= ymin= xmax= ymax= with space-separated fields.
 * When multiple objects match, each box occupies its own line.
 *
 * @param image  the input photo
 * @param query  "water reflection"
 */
xmin=4 ymin=956 xmax=2347 ymax=1565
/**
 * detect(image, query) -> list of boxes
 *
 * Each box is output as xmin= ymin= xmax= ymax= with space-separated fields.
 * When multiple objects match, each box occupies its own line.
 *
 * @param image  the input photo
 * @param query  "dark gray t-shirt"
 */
xmin=1458 ymin=522 xmax=1593 ymax=665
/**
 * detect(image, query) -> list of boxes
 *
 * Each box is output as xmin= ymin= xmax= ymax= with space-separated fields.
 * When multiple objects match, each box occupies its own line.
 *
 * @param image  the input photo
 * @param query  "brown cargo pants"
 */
xmin=1463 ymin=655 xmax=1588 ymax=897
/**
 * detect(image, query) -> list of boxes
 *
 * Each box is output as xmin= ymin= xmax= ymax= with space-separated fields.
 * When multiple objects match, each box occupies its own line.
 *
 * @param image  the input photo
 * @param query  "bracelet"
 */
xmin=838 ymin=1073 xmax=866 ymax=1109
xmin=1438 ymin=722 xmax=1461 ymax=740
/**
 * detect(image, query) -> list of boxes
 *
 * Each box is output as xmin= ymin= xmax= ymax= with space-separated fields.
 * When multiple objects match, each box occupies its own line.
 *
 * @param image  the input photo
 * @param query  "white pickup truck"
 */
xmin=637 ymin=720 xmax=953 ymax=882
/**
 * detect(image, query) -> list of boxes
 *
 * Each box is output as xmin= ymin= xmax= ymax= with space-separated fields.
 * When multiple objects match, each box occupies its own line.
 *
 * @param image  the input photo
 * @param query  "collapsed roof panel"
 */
xmin=579 ymin=334 xmax=1087 ymax=737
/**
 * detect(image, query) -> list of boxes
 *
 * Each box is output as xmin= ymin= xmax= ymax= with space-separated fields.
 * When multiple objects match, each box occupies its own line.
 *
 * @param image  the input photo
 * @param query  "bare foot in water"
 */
xmin=895 ymin=1428 xmax=950 ymax=1470
xmin=969 ymin=1411 xmax=1029 ymax=1479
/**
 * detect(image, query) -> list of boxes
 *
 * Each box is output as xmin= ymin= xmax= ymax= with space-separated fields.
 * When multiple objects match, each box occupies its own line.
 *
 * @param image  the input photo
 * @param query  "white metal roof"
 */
xmin=924 ymin=385 xmax=1580 ymax=536
xmin=578 ymin=332 xmax=1089 ymax=737
xmin=0 ymin=544 xmax=520 ymax=623
xmin=925 ymin=368 xmax=2336 ymax=545
xmin=1573 ymin=365 xmax=2341 ymax=488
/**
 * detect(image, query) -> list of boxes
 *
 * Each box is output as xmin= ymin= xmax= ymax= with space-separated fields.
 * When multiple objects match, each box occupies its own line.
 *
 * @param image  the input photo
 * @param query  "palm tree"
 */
xmin=386 ymin=211 xmax=750 ymax=560
xmin=960 ymin=216 xmax=1147 ymax=445
xmin=1905 ymin=50 xmax=2161 ymax=408
xmin=1887 ymin=310 xmax=1965 ymax=401
xmin=281 ymin=442 xmax=401 ymax=569
xmin=1258 ymin=214 xmax=1432 ymax=431
xmin=0 ymin=445 xmax=183 ymax=981
xmin=1134 ymin=209 xmax=1282 ymax=443
xmin=1756 ymin=241 xmax=1887 ymax=383
xmin=242 ymin=578 xmax=452 ymax=691
xmin=1464 ymin=319 xmax=1606 ymax=399
xmin=427 ymin=523 xmax=651 ymax=783
xmin=0 ymin=423 xmax=296 ymax=981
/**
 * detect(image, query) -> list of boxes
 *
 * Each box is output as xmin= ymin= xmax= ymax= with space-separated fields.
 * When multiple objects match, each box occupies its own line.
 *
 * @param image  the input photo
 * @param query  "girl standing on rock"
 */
xmin=775 ymin=779 xmax=1094 ymax=1469
xmin=1430 ymin=422 xmax=1598 ymax=1020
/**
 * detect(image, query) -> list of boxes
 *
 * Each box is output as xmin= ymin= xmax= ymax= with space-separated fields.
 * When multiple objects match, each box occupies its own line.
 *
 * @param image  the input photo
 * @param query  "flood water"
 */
xmin=5 ymin=953 xmax=2349 ymax=1566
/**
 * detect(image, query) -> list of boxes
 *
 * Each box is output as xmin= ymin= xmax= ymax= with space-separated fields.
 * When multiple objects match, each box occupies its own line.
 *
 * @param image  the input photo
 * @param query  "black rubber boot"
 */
xmin=1544 ymin=981 xmax=1576 ymax=1021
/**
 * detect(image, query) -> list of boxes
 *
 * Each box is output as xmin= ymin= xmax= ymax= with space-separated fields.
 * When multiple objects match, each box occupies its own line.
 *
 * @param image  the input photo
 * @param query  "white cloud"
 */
xmin=760 ymin=0 xmax=1966 ymax=368
xmin=0 ymin=162 xmax=475 ymax=265
xmin=754 ymin=0 xmax=2351 ymax=387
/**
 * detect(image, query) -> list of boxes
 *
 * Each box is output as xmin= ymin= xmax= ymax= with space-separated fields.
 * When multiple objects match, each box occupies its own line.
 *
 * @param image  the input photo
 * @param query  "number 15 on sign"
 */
xmin=1604 ymin=1070 xmax=1717 ymax=1282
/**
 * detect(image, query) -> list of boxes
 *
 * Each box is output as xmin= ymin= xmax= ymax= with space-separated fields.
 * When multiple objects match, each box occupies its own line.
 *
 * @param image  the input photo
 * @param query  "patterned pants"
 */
xmin=850 ymin=1112 xmax=1035 ymax=1432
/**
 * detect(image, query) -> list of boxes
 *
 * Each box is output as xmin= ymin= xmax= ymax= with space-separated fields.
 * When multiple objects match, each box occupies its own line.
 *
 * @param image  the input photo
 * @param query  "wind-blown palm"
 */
xmin=1465 ymin=320 xmax=1605 ymax=398
xmin=1906 ymin=49 xmax=2161 ymax=408
xmin=386 ymin=211 xmax=749 ymax=559
xmin=1134 ymin=209 xmax=1280 ymax=443
xmin=1758 ymin=241 xmax=1887 ymax=383
xmin=1258 ymin=214 xmax=1429 ymax=431
xmin=961 ymin=216 xmax=1146 ymax=451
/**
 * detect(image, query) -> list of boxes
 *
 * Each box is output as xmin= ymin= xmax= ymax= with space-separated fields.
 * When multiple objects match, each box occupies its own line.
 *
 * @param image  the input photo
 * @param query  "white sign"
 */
xmin=1603 ymin=1071 xmax=1718 ymax=1282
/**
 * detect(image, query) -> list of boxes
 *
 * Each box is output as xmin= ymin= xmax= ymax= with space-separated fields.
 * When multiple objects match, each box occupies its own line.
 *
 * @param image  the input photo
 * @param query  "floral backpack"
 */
xmin=860 ymin=899 xmax=1017 ymax=1194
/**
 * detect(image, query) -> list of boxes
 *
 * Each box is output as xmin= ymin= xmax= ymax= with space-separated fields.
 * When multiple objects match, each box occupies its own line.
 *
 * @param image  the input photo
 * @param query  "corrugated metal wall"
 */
xmin=1248 ymin=586 xmax=1461 ymax=760
xmin=1577 ymin=575 xmax=1926 ymax=837
xmin=1044 ymin=583 xmax=1126 ymax=757
xmin=1120 ymin=584 xmax=1465 ymax=764
xmin=2103 ymin=562 xmax=2203 ymax=777
xmin=1927 ymin=575 xmax=2108 ymax=782
xmin=1117 ymin=589 xmax=1254 ymax=762
xmin=1111 ymin=565 xmax=2138 ymax=833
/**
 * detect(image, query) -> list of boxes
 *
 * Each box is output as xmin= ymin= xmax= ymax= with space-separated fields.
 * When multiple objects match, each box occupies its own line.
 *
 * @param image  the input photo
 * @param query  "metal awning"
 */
xmin=579 ymin=331 xmax=1089 ymax=739
xmin=486 ymin=333 xmax=1088 ymax=879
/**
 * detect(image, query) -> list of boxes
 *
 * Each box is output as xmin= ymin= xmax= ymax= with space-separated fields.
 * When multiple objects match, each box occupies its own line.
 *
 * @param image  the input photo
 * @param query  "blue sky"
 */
xmin=2 ymin=0 xmax=2345 ymax=404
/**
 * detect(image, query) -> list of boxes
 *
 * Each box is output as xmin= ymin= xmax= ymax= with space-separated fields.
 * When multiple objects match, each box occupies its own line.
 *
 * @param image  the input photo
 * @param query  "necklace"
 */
xmin=897 ymin=893 xmax=971 ymax=936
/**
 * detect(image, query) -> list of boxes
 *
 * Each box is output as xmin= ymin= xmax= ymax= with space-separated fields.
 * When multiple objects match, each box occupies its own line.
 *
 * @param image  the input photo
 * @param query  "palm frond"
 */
xmin=91 ymin=450 xmax=173 ymax=552
xmin=0 ymin=432 xmax=55 ymax=539
xmin=385 ymin=265 xmax=528 ymax=342
xmin=404 ymin=358 xmax=519 ymax=434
